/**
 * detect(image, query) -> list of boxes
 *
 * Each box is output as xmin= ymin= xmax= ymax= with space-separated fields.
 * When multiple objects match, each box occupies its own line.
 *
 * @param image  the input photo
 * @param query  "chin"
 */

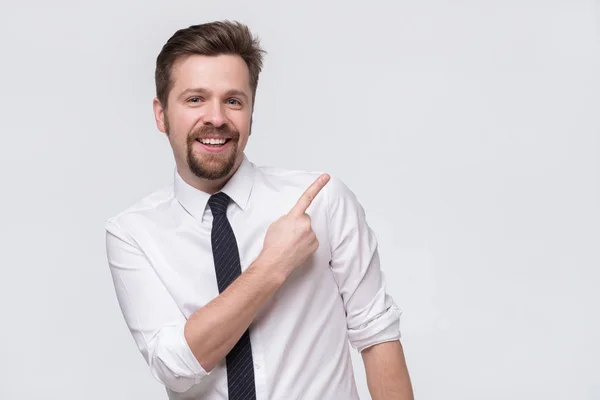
xmin=188 ymin=155 xmax=237 ymax=181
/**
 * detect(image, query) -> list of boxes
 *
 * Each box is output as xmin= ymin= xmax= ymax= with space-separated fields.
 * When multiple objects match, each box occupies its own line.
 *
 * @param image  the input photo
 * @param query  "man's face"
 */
xmin=154 ymin=54 xmax=253 ymax=182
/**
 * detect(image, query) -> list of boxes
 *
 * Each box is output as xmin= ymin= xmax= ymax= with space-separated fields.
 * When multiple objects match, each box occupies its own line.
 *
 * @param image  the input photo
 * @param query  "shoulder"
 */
xmin=254 ymin=163 xmax=323 ymax=187
xmin=104 ymin=183 xmax=175 ymax=236
xmin=255 ymin=162 xmax=350 ymax=191
xmin=252 ymin=162 xmax=358 ymax=212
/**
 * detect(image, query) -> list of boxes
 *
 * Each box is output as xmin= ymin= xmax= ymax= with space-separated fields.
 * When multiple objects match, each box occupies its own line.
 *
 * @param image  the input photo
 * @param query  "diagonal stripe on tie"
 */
xmin=208 ymin=192 xmax=257 ymax=400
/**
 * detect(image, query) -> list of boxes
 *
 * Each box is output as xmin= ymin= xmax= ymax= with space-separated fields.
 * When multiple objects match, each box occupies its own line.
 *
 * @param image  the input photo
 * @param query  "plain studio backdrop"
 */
xmin=0 ymin=1 xmax=598 ymax=399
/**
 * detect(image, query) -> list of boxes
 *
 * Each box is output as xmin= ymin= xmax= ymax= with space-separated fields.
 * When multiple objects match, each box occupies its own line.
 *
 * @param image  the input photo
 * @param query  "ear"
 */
xmin=153 ymin=97 xmax=167 ymax=133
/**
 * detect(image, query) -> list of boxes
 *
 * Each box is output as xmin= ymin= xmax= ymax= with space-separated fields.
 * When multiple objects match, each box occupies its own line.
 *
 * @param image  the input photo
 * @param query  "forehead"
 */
xmin=169 ymin=54 xmax=252 ymax=96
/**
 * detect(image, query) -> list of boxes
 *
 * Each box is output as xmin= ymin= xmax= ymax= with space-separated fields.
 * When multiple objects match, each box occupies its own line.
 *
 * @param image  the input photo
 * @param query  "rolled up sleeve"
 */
xmin=105 ymin=220 xmax=210 ymax=393
xmin=324 ymin=177 xmax=402 ymax=352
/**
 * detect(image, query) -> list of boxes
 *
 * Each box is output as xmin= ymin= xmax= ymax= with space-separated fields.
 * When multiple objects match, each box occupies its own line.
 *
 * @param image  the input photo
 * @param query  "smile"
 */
xmin=196 ymin=138 xmax=231 ymax=146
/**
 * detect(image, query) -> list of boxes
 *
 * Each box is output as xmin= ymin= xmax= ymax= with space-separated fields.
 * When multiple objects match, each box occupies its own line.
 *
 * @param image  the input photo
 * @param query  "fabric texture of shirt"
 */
xmin=104 ymin=155 xmax=402 ymax=399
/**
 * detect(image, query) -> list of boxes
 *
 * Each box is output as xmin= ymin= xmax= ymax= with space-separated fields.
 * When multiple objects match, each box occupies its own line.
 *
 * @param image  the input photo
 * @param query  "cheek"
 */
xmin=173 ymin=109 xmax=198 ymax=130
xmin=167 ymin=110 xmax=200 ymax=140
xmin=231 ymin=112 xmax=252 ymax=136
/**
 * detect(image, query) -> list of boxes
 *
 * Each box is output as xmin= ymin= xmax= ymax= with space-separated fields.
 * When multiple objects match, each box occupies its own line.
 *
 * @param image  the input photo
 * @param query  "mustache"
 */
xmin=189 ymin=124 xmax=239 ymax=140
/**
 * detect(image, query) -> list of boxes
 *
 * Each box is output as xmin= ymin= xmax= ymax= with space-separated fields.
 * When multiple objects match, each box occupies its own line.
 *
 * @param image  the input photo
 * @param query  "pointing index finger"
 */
xmin=289 ymin=173 xmax=331 ymax=216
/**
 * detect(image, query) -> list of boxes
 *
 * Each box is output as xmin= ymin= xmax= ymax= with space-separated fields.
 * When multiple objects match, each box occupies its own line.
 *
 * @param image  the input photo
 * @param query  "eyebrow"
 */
xmin=178 ymin=88 xmax=249 ymax=101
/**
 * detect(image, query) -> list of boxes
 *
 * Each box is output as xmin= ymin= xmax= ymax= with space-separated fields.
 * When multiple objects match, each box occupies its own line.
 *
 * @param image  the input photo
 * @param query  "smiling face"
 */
xmin=153 ymin=54 xmax=253 ymax=192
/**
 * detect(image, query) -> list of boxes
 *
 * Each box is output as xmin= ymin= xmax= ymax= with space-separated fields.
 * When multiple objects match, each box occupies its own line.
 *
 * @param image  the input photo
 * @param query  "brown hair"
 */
xmin=155 ymin=20 xmax=266 ymax=109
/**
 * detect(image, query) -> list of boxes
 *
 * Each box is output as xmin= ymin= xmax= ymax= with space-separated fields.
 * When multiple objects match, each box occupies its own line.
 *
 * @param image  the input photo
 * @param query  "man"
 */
xmin=105 ymin=20 xmax=413 ymax=400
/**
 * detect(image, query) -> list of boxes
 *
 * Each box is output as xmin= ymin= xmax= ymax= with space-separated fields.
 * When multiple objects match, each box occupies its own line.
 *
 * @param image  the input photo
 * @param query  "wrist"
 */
xmin=253 ymin=250 xmax=290 ymax=286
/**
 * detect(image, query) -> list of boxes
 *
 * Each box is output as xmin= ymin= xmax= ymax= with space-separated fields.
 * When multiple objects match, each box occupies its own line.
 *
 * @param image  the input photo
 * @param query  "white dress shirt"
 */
xmin=104 ymin=155 xmax=402 ymax=399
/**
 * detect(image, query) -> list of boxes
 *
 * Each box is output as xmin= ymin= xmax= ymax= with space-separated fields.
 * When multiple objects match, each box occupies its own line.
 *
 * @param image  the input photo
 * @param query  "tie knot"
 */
xmin=208 ymin=192 xmax=231 ymax=215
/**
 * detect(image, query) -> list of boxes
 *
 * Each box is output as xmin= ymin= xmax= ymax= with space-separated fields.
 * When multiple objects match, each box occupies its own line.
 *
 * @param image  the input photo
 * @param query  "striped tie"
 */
xmin=208 ymin=192 xmax=257 ymax=400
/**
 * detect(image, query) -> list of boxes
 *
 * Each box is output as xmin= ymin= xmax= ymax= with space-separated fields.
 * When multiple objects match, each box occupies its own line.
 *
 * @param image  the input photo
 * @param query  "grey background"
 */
xmin=0 ymin=1 xmax=598 ymax=399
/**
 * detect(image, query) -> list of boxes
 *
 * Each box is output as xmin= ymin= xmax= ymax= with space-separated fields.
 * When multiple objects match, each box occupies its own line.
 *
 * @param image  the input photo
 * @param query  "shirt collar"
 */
xmin=174 ymin=155 xmax=255 ymax=221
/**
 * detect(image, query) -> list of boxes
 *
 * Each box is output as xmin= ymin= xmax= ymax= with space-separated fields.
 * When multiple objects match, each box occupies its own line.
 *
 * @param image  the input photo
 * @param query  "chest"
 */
xmin=137 ymin=198 xmax=332 ymax=318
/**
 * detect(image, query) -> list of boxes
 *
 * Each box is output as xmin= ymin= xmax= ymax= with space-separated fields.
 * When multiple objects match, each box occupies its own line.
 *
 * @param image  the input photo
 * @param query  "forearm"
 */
xmin=362 ymin=340 xmax=414 ymax=400
xmin=184 ymin=254 xmax=285 ymax=372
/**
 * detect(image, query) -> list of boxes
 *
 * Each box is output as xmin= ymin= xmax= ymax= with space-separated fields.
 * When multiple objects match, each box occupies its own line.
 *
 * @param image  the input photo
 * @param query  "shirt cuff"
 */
xmin=346 ymin=294 xmax=402 ymax=353
xmin=150 ymin=323 xmax=211 ymax=392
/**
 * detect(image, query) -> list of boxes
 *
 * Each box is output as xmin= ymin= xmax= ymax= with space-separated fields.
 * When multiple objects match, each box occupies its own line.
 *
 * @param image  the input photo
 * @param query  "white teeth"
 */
xmin=199 ymin=138 xmax=227 ymax=145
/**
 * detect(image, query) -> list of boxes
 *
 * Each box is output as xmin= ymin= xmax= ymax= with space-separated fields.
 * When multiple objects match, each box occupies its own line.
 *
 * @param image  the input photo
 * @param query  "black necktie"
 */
xmin=208 ymin=192 xmax=257 ymax=400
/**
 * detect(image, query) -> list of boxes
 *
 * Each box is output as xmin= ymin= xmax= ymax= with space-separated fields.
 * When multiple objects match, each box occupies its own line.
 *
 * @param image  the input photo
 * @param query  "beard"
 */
xmin=185 ymin=124 xmax=240 ymax=180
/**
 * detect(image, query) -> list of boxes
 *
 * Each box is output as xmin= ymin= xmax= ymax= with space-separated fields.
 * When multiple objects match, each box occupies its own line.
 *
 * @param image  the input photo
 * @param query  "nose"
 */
xmin=203 ymin=100 xmax=226 ymax=127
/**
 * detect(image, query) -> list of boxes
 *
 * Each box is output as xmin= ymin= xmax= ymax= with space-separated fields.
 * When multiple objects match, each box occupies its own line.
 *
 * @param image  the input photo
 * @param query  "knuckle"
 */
xmin=302 ymin=216 xmax=312 ymax=230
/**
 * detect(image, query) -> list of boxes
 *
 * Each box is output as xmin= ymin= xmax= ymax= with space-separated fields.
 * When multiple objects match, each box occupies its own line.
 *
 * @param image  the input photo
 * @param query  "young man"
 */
xmin=105 ymin=20 xmax=413 ymax=400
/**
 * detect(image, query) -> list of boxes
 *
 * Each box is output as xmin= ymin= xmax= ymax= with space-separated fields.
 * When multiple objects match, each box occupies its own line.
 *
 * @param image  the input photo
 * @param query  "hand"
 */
xmin=259 ymin=173 xmax=331 ymax=278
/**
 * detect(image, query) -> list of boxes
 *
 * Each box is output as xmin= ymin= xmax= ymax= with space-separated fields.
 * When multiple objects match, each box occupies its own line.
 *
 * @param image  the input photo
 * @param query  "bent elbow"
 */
xmin=143 ymin=324 xmax=211 ymax=393
xmin=148 ymin=358 xmax=205 ymax=393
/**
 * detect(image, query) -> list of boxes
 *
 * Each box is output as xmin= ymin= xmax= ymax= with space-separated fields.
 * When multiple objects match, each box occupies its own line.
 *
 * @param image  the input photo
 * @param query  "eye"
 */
xmin=226 ymin=98 xmax=242 ymax=106
xmin=187 ymin=96 xmax=202 ymax=103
